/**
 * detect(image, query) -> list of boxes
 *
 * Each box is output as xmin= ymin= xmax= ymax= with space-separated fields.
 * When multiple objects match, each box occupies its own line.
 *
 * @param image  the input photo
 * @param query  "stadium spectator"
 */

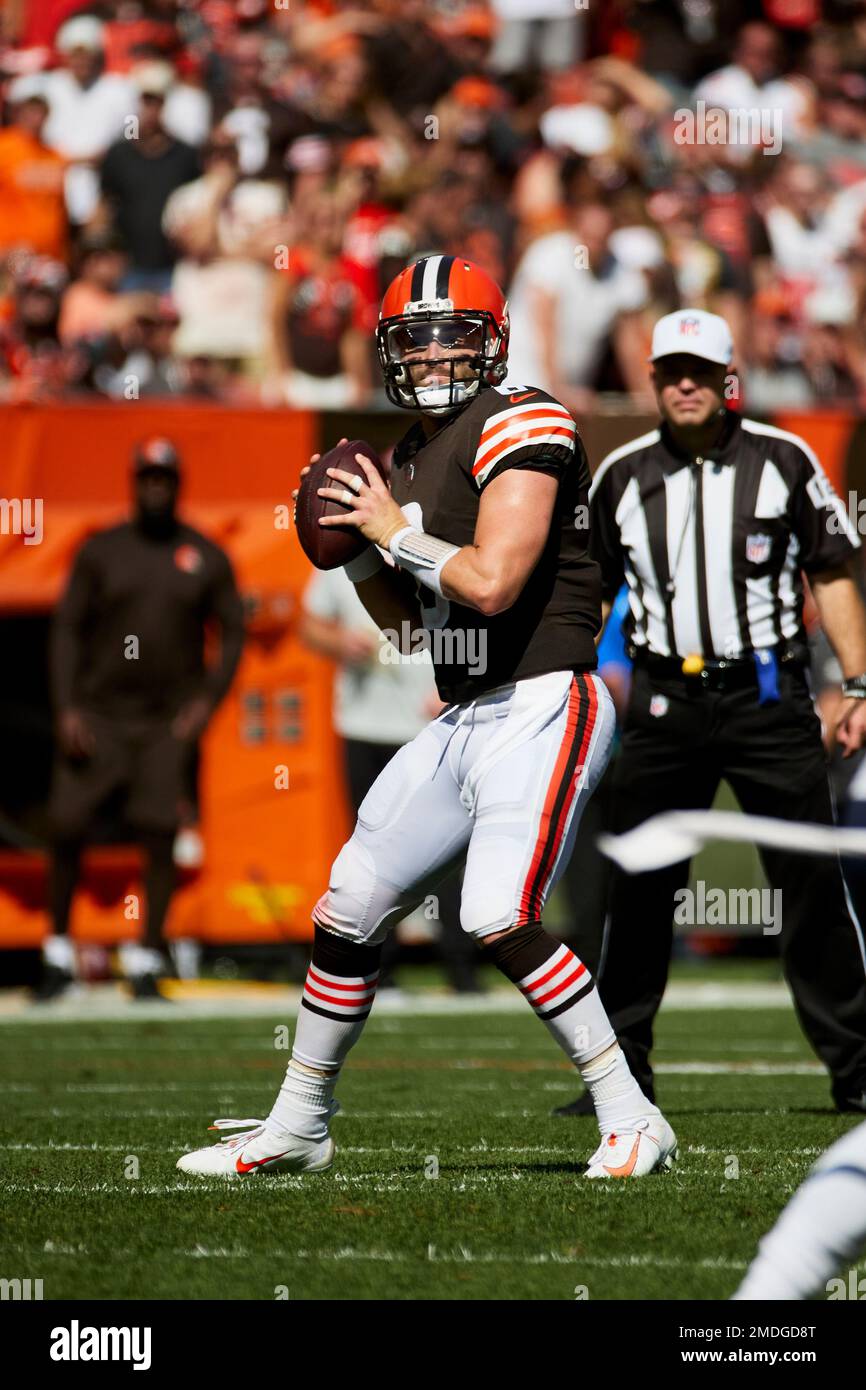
xmin=760 ymin=159 xmax=836 ymax=287
xmin=0 ymin=254 xmax=86 ymax=402
xmin=266 ymin=189 xmax=372 ymax=408
xmin=57 ymin=229 xmax=132 ymax=345
xmin=506 ymin=198 xmax=650 ymax=413
xmin=210 ymin=29 xmax=301 ymax=177
xmin=692 ymin=21 xmax=812 ymax=148
xmin=163 ymin=126 xmax=287 ymax=369
xmin=0 ymin=4 xmax=865 ymax=411
xmin=96 ymin=66 xmax=200 ymax=292
xmin=489 ymin=0 xmax=585 ymax=75
xmin=130 ymin=57 xmax=212 ymax=149
xmin=38 ymin=16 xmax=136 ymax=225
xmin=94 ymin=292 xmax=185 ymax=399
xmin=0 ymin=86 xmax=67 ymax=262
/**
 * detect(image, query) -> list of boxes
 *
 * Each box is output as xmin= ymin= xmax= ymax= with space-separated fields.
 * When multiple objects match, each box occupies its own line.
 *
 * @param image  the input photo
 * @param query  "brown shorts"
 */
xmin=48 ymin=711 xmax=194 ymax=838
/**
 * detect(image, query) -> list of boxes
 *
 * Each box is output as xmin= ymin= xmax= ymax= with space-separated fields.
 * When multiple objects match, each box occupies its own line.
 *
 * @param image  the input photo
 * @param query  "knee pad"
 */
xmin=458 ymin=886 xmax=516 ymax=941
xmin=312 ymin=836 xmax=411 ymax=946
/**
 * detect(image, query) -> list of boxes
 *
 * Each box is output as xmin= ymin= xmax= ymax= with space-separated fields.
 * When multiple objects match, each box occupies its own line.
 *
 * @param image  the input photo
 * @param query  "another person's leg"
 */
xmin=121 ymin=721 xmax=188 ymax=997
xmin=40 ymin=713 xmax=127 ymax=999
xmin=724 ymin=673 xmax=866 ymax=1109
xmin=39 ymin=833 xmax=86 ymax=997
xmin=555 ymin=671 xmax=719 ymax=1115
xmin=435 ymin=866 xmax=479 ymax=993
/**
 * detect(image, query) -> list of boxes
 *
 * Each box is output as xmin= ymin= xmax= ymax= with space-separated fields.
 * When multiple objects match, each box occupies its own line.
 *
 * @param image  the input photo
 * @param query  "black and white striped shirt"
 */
xmin=589 ymin=411 xmax=860 ymax=660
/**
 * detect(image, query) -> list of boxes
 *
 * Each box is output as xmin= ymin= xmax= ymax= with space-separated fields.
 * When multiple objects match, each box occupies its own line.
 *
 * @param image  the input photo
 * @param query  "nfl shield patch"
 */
xmin=746 ymin=532 xmax=772 ymax=564
xmin=649 ymin=694 xmax=669 ymax=718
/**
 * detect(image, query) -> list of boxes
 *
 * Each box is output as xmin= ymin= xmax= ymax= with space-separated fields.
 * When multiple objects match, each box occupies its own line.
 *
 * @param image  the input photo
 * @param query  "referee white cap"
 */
xmin=650 ymin=309 xmax=733 ymax=366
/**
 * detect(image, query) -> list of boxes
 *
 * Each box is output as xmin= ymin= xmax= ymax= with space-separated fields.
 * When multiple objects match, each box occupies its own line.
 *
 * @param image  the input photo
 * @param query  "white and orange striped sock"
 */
xmin=267 ymin=926 xmax=381 ymax=1143
xmin=487 ymin=923 xmax=656 ymax=1129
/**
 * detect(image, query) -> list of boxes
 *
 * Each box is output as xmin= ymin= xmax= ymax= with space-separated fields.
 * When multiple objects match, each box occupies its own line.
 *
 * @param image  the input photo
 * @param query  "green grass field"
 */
xmin=0 ymin=966 xmax=862 ymax=1301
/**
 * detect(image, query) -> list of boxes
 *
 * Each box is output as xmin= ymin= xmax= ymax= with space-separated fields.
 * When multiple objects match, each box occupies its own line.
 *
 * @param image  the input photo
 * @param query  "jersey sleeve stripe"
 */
xmin=474 ymin=415 xmax=576 ymax=477
xmin=479 ymin=403 xmax=575 ymax=444
xmin=473 ymin=428 xmax=576 ymax=485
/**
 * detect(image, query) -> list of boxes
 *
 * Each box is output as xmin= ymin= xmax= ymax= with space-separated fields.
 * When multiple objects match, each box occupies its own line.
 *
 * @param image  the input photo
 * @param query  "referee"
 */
xmin=558 ymin=308 xmax=866 ymax=1118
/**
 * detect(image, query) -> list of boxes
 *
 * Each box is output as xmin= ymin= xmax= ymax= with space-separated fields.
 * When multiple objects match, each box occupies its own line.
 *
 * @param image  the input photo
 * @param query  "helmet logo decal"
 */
xmin=403 ymin=298 xmax=455 ymax=315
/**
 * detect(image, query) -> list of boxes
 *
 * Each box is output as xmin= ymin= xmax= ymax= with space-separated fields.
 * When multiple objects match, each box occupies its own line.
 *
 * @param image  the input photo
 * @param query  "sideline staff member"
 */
xmin=561 ymin=309 xmax=866 ymax=1117
xmin=42 ymin=437 xmax=245 ymax=1000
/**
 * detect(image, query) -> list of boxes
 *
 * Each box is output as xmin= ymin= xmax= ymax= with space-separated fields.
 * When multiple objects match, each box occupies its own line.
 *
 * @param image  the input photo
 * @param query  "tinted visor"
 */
xmin=386 ymin=316 xmax=485 ymax=361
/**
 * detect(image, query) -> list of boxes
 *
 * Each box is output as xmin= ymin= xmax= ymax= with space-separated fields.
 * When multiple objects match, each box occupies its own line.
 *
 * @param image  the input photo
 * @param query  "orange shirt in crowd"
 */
xmin=0 ymin=128 xmax=67 ymax=262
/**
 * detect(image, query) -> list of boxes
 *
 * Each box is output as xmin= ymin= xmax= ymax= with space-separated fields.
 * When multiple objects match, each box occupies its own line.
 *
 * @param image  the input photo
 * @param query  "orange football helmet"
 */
xmin=376 ymin=254 xmax=509 ymax=415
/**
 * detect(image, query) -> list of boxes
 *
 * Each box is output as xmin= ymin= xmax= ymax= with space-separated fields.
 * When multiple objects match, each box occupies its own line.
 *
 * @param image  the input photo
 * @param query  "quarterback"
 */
xmin=179 ymin=255 xmax=677 ymax=1180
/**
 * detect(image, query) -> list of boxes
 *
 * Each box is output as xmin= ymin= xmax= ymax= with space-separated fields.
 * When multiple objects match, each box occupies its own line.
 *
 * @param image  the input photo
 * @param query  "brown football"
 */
xmin=295 ymin=439 xmax=387 ymax=570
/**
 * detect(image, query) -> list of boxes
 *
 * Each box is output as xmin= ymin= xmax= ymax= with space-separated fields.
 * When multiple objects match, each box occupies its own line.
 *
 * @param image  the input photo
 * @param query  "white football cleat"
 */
xmin=583 ymin=1113 xmax=678 ymax=1179
xmin=177 ymin=1118 xmax=335 ymax=1179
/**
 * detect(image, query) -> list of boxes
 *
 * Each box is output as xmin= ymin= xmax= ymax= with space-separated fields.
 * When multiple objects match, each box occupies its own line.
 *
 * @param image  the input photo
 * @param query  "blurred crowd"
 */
xmin=2 ymin=0 xmax=866 ymax=411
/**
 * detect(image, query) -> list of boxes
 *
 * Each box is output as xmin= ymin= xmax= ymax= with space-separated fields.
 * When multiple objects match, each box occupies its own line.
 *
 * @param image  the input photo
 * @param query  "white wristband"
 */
xmin=388 ymin=525 xmax=459 ymax=598
xmin=344 ymin=547 xmax=385 ymax=583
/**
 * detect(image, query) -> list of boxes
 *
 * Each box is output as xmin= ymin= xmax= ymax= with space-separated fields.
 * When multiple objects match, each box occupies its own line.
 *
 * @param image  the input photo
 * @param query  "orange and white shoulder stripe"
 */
xmin=472 ymin=399 xmax=576 ymax=488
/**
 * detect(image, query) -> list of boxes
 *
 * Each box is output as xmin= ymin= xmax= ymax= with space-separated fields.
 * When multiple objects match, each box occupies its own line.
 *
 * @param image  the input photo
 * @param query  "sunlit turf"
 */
xmin=0 ymin=982 xmax=860 ymax=1300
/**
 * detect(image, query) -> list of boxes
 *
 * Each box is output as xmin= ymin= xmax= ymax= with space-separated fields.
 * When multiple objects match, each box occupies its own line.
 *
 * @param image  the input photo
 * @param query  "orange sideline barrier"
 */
xmin=0 ymin=402 xmax=350 ymax=947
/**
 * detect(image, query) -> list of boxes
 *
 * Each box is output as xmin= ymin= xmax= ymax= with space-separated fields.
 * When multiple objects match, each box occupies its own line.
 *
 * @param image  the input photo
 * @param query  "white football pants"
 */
xmin=313 ymin=669 xmax=615 ymax=945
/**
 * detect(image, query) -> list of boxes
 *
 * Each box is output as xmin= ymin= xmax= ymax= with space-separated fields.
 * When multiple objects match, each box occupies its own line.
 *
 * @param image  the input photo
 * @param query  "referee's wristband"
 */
xmin=842 ymin=676 xmax=866 ymax=700
xmin=344 ymin=547 xmax=385 ymax=584
xmin=388 ymin=525 xmax=459 ymax=598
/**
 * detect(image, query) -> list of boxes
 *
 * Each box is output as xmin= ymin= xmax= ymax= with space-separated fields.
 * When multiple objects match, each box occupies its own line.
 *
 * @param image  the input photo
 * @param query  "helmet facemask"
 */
xmin=376 ymin=309 xmax=507 ymax=416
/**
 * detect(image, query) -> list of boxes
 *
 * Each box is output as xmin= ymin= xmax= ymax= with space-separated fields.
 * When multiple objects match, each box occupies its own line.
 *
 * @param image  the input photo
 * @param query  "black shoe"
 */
xmin=32 ymin=966 xmax=76 ymax=1003
xmin=832 ymin=1081 xmax=866 ymax=1113
xmin=448 ymin=966 xmax=484 ymax=995
xmin=129 ymin=973 xmax=170 ymax=1001
xmin=552 ymin=1090 xmax=596 ymax=1118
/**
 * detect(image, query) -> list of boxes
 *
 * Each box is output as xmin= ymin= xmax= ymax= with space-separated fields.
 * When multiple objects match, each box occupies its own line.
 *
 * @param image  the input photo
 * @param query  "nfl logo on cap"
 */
xmin=650 ymin=309 xmax=734 ymax=366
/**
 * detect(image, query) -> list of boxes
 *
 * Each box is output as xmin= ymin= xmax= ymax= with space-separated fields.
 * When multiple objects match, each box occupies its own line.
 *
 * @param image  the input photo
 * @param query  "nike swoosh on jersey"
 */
xmin=509 ymin=391 xmax=537 ymax=402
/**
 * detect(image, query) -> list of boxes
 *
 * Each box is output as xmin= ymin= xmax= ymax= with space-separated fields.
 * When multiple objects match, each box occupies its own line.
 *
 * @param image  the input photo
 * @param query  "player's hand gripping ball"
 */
xmin=295 ymin=438 xmax=408 ymax=569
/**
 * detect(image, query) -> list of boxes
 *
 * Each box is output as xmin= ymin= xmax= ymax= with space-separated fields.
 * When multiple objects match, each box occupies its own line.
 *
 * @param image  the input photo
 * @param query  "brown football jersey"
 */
xmin=389 ymin=383 xmax=601 ymax=703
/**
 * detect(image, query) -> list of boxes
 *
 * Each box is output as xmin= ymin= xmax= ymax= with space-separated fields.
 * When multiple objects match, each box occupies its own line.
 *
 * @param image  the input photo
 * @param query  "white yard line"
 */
xmin=45 ymin=1061 xmax=822 ymax=1091
xmin=0 ymin=980 xmax=793 ymax=1023
xmin=5 ymin=1240 xmax=751 ymax=1269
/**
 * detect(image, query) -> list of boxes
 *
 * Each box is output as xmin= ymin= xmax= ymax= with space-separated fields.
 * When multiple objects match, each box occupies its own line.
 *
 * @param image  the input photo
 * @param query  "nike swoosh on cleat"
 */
xmin=509 ymin=391 xmax=537 ymax=403
xmin=602 ymin=1134 xmax=642 ymax=1177
xmin=235 ymin=1149 xmax=293 ymax=1174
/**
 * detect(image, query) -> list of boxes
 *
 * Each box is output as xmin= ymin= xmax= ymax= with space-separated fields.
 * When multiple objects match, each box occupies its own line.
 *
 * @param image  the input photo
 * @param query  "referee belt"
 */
xmin=631 ymin=645 xmax=807 ymax=693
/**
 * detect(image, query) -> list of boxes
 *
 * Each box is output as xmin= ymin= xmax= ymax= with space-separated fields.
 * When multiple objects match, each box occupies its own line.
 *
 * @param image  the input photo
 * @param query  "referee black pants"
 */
xmin=600 ymin=663 xmax=866 ymax=1098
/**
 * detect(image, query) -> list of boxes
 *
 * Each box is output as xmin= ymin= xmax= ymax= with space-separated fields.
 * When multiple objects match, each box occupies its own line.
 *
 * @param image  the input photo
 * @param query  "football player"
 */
xmin=732 ymin=1120 xmax=866 ymax=1299
xmin=178 ymin=255 xmax=677 ymax=1179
